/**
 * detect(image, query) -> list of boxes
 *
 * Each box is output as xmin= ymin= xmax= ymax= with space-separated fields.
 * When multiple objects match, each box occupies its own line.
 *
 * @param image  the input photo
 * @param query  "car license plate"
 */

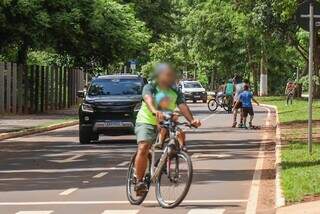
xmin=194 ymin=95 xmax=201 ymax=98
xmin=105 ymin=121 xmax=121 ymax=127
xmin=104 ymin=121 xmax=133 ymax=127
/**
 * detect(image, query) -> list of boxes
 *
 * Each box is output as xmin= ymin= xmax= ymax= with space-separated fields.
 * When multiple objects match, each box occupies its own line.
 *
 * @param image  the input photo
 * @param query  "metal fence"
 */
xmin=0 ymin=62 xmax=85 ymax=114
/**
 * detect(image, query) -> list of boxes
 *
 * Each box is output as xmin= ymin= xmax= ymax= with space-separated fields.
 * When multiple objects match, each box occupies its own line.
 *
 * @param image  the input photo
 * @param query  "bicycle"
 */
xmin=207 ymin=92 xmax=231 ymax=112
xmin=126 ymin=112 xmax=194 ymax=208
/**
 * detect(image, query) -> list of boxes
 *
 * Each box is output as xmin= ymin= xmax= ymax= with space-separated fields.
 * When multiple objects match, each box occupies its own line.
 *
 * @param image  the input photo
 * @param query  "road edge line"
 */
xmin=260 ymin=104 xmax=285 ymax=208
xmin=0 ymin=120 xmax=79 ymax=141
xmin=245 ymin=106 xmax=270 ymax=214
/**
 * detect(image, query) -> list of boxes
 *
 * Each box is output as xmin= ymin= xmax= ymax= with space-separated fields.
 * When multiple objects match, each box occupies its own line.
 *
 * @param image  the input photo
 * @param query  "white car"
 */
xmin=178 ymin=81 xmax=207 ymax=103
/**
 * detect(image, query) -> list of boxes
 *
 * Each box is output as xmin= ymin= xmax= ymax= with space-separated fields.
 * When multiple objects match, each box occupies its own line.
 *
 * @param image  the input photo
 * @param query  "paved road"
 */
xmin=0 ymin=103 xmax=276 ymax=214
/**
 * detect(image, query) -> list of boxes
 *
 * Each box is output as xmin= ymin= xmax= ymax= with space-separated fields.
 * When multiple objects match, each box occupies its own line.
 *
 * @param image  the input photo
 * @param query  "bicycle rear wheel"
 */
xmin=155 ymin=151 xmax=193 ymax=208
xmin=126 ymin=152 xmax=151 ymax=205
xmin=208 ymin=99 xmax=218 ymax=112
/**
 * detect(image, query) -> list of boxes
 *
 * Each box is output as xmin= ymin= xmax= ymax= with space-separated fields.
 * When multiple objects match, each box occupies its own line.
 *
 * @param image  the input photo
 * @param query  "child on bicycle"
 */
xmin=155 ymin=92 xmax=187 ymax=151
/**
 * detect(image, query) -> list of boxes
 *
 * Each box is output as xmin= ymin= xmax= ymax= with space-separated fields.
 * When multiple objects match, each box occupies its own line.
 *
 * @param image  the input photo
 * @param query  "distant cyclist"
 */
xmin=134 ymin=63 xmax=201 ymax=196
xmin=285 ymin=80 xmax=296 ymax=105
xmin=224 ymin=79 xmax=235 ymax=113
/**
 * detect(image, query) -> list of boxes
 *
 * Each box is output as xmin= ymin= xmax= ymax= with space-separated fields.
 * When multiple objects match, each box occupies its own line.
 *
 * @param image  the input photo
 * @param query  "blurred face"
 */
xmin=159 ymin=97 xmax=171 ymax=110
xmin=157 ymin=67 xmax=176 ymax=87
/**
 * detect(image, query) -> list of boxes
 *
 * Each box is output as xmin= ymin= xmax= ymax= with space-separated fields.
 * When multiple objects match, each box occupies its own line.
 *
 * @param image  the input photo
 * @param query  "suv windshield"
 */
xmin=184 ymin=82 xmax=202 ymax=88
xmin=88 ymin=78 xmax=143 ymax=96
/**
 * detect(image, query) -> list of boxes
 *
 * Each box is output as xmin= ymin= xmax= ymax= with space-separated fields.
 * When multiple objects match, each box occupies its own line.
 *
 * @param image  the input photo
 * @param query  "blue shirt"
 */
xmin=239 ymin=91 xmax=253 ymax=108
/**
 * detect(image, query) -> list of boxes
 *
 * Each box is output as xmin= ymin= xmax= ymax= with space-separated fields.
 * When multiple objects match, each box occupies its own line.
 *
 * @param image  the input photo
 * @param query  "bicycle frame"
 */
xmin=148 ymin=115 xmax=181 ymax=183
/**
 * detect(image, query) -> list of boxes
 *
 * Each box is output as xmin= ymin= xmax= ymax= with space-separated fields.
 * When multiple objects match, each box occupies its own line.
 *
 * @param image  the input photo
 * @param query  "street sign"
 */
xmin=296 ymin=1 xmax=320 ymax=31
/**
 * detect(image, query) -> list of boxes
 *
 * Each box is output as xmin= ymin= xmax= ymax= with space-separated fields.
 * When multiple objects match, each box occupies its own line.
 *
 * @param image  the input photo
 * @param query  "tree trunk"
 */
xmin=313 ymin=33 xmax=320 ymax=98
xmin=246 ymin=40 xmax=259 ymax=95
xmin=17 ymin=41 xmax=28 ymax=65
xmin=259 ymin=50 xmax=268 ymax=96
xmin=210 ymin=70 xmax=215 ymax=91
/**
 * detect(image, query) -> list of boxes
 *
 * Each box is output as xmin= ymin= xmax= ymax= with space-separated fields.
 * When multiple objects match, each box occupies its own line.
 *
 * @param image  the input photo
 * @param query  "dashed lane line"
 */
xmin=116 ymin=161 xmax=130 ymax=167
xmin=0 ymin=199 xmax=247 ymax=206
xmin=16 ymin=211 xmax=53 ymax=214
xmin=188 ymin=209 xmax=225 ymax=214
xmin=0 ymin=167 xmax=127 ymax=173
xmin=102 ymin=210 xmax=139 ymax=214
xmin=93 ymin=172 xmax=108 ymax=178
xmin=59 ymin=188 xmax=78 ymax=196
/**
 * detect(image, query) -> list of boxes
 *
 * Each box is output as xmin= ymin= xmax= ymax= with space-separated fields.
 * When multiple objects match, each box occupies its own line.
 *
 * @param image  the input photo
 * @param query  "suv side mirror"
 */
xmin=77 ymin=90 xmax=85 ymax=98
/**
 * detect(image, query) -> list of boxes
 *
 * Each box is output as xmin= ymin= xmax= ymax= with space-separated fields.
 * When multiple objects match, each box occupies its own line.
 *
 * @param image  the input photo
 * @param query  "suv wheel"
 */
xmin=79 ymin=125 xmax=92 ymax=144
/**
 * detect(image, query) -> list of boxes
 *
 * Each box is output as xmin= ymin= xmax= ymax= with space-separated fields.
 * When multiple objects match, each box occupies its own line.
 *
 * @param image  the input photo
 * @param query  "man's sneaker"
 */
xmin=134 ymin=182 xmax=148 ymax=196
xmin=249 ymin=122 xmax=254 ymax=129
xmin=232 ymin=122 xmax=237 ymax=128
xmin=243 ymin=125 xmax=248 ymax=129
xmin=238 ymin=123 xmax=244 ymax=128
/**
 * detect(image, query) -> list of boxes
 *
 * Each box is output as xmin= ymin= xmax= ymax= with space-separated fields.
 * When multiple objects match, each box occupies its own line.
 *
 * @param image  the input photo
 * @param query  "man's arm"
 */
xmin=178 ymin=103 xmax=201 ymax=127
xmin=142 ymin=84 xmax=164 ymax=120
xmin=178 ymin=103 xmax=194 ymax=123
xmin=252 ymin=98 xmax=259 ymax=106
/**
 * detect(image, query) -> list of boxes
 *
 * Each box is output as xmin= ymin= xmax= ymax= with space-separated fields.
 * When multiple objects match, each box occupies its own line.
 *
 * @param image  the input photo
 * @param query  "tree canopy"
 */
xmin=0 ymin=0 xmax=316 ymax=95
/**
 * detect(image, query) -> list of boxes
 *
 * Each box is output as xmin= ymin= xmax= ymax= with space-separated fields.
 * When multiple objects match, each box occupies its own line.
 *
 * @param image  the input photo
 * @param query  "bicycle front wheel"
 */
xmin=126 ymin=152 xmax=151 ymax=205
xmin=155 ymin=151 xmax=193 ymax=208
xmin=207 ymin=99 xmax=218 ymax=112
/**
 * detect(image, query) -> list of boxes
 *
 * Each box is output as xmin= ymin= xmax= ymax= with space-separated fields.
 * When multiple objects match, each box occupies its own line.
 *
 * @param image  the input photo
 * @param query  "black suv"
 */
xmin=78 ymin=75 xmax=146 ymax=144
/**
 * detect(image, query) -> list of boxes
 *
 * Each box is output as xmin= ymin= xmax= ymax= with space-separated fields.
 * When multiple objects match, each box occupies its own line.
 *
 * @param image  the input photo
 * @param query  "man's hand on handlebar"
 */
xmin=190 ymin=119 xmax=201 ymax=128
xmin=155 ymin=111 xmax=165 ymax=122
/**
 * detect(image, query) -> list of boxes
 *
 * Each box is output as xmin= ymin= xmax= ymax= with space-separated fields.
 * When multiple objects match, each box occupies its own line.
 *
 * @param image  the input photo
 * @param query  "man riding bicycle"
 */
xmin=134 ymin=63 xmax=201 ymax=195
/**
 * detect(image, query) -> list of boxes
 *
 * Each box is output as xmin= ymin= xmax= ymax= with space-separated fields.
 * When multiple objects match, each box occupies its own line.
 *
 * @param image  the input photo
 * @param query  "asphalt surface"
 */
xmin=0 ymin=103 xmax=276 ymax=214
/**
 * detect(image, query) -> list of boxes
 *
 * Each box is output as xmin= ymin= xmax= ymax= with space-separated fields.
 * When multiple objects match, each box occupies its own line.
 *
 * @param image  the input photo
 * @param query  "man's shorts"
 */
xmin=234 ymin=101 xmax=242 ymax=109
xmin=135 ymin=123 xmax=157 ymax=144
xmin=243 ymin=107 xmax=254 ymax=117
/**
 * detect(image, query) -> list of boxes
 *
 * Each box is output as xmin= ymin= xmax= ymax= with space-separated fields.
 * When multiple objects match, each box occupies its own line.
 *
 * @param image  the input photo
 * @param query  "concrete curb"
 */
xmin=0 ymin=120 xmax=79 ymax=141
xmin=261 ymin=104 xmax=286 ymax=208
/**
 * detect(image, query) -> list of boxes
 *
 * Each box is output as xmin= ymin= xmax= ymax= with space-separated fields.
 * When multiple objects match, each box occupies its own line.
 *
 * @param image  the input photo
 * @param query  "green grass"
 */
xmin=256 ymin=96 xmax=320 ymax=124
xmin=281 ymin=143 xmax=320 ymax=202
xmin=258 ymin=96 xmax=320 ymax=203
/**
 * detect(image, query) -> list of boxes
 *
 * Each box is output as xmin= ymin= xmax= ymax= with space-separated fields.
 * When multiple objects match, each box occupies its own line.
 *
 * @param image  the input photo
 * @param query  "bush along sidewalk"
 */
xmin=258 ymin=96 xmax=320 ymax=204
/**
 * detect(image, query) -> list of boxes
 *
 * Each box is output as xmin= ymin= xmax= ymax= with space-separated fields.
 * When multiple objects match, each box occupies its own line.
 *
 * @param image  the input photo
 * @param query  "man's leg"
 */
xmin=233 ymin=108 xmax=238 ymax=127
xmin=249 ymin=109 xmax=254 ymax=128
xmin=135 ymin=142 xmax=151 ymax=182
xmin=239 ymin=108 xmax=244 ymax=125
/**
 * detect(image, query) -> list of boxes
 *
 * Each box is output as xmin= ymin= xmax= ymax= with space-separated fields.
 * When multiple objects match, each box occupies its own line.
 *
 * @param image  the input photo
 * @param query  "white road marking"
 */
xmin=93 ymin=172 xmax=108 ymax=178
xmin=188 ymin=209 xmax=225 ymax=214
xmin=202 ymin=113 xmax=216 ymax=122
xmin=59 ymin=188 xmax=78 ymax=196
xmin=0 ymin=167 xmax=127 ymax=173
xmin=116 ymin=161 xmax=130 ymax=167
xmin=102 ymin=210 xmax=139 ymax=214
xmin=245 ymin=107 xmax=270 ymax=214
xmin=0 ymin=199 xmax=247 ymax=206
xmin=192 ymin=153 xmax=231 ymax=159
xmin=16 ymin=211 xmax=53 ymax=214
xmin=49 ymin=154 xmax=84 ymax=163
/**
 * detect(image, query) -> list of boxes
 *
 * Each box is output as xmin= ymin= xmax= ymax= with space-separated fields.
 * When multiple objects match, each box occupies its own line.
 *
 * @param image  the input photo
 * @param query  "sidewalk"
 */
xmin=277 ymin=201 xmax=320 ymax=214
xmin=0 ymin=107 xmax=78 ymax=139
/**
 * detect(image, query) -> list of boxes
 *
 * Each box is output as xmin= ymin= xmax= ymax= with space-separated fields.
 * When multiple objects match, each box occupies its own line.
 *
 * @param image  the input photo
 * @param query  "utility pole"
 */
xmin=308 ymin=1 xmax=314 ymax=154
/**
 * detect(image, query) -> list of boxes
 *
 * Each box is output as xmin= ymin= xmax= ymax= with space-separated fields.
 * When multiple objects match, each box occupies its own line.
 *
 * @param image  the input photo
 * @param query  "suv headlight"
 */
xmin=134 ymin=103 xmax=142 ymax=112
xmin=82 ymin=103 xmax=94 ymax=113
